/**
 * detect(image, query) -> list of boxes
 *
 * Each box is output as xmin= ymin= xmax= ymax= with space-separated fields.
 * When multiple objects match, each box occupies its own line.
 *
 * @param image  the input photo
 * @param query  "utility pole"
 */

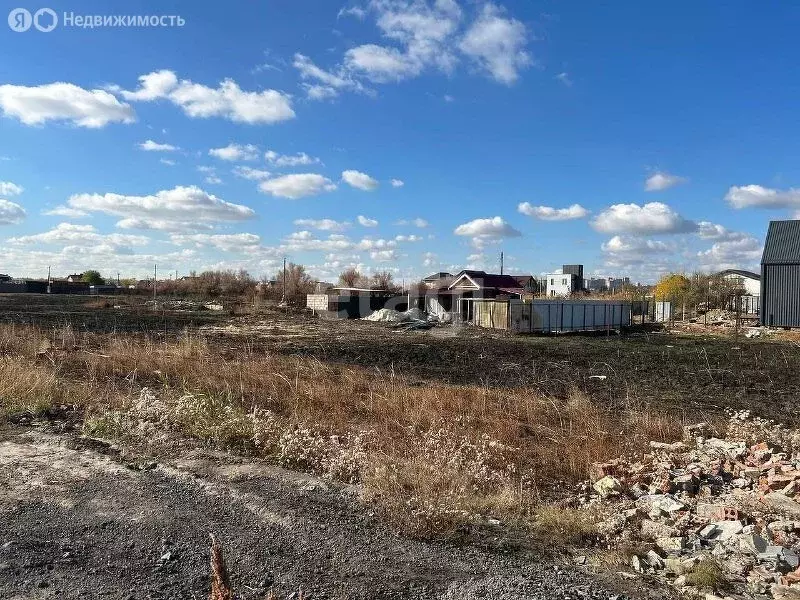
xmin=282 ymin=257 xmax=287 ymax=303
xmin=47 ymin=266 xmax=51 ymax=294
xmin=500 ymin=251 xmax=504 ymax=275
xmin=153 ymin=264 xmax=157 ymax=304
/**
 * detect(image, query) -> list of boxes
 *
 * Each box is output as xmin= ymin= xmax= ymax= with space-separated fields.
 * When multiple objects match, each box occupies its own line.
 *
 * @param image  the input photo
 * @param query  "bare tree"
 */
xmin=338 ymin=268 xmax=362 ymax=288
xmin=274 ymin=262 xmax=315 ymax=306
xmin=370 ymin=270 xmax=398 ymax=292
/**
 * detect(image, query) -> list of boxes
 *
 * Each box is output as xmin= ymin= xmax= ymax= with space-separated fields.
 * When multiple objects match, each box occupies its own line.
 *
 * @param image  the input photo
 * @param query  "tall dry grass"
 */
xmin=0 ymin=324 xmax=688 ymax=536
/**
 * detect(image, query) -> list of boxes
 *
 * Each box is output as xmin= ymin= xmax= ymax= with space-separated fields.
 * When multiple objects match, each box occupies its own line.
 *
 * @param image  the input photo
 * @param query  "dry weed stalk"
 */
xmin=209 ymin=534 xmax=232 ymax=600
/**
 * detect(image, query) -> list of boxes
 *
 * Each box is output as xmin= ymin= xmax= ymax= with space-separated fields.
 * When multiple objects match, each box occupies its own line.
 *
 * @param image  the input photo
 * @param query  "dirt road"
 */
xmin=0 ymin=426 xmax=649 ymax=600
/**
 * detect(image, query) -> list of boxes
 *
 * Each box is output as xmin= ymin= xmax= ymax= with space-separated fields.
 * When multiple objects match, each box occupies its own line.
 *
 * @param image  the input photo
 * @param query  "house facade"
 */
xmin=545 ymin=273 xmax=579 ymax=296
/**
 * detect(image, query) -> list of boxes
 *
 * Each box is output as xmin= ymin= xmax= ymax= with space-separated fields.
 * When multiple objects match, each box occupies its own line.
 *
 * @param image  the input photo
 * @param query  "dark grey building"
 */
xmin=761 ymin=220 xmax=800 ymax=327
xmin=562 ymin=265 xmax=584 ymax=291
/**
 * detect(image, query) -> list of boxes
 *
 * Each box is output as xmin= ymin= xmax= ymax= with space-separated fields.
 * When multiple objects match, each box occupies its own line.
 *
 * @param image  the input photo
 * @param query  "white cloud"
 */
xmin=338 ymin=5 xmax=367 ymax=19
xmin=395 ymin=234 xmax=422 ymax=242
xmin=259 ymin=174 xmax=337 ymax=199
xmin=391 ymin=178 xmax=405 ymax=187
xmin=139 ymin=139 xmax=177 ymax=152
xmin=232 ymin=166 xmax=271 ymax=180
xmin=160 ymin=158 xmax=177 ymax=166
xmin=696 ymin=221 xmax=749 ymax=241
xmin=454 ymin=216 xmax=521 ymax=248
xmin=0 ymin=199 xmax=25 ymax=225
xmin=0 ymin=82 xmax=135 ymax=128
xmin=345 ymin=44 xmax=421 ymax=82
xmin=67 ymin=185 xmax=254 ymax=231
xmin=205 ymin=175 xmax=223 ymax=185
xmin=9 ymin=223 xmax=148 ymax=250
xmin=0 ymin=181 xmax=23 ymax=196
xmin=459 ymin=3 xmax=531 ymax=85
xmin=265 ymin=150 xmax=321 ymax=167
xmin=119 ymin=70 xmax=295 ymax=124
xmin=555 ymin=72 xmax=572 ymax=87
xmin=170 ymin=233 xmax=262 ymax=253
xmin=601 ymin=235 xmax=671 ymax=255
xmin=725 ymin=184 xmax=800 ymax=209
xmin=295 ymin=1 xmax=531 ymax=95
xmin=42 ymin=205 xmax=87 ymax=218
xmin=645 ymin=172 xmax=688 ymax=192
xmin=518 ymin=202 xmax=589 ymax=221
xmin=395 ymin=217 xmax=429 ymax=228
xmin=422 ymin=251 xmax=437 ymax=267
xmin=117 ymin=70 xmax=178 ymax=101
xmin=697 ymin=236 xmax=763 ymax=271
xmin=342 ymin=169 xmax=379 ymax=191
xmin=357 ymin=215 xmax=379 ymax=227
xmin=293 ymin=218 xmax=350 ymax=232
xmin=293 ymin=53 xmax=366 ymax=100
xmin=209 ymin=143 xmax=260 ymax=161
xmin=591 ymin=202 xmax=696 ymax=234
xmin=370 ymin=249 xmax=399 ymax=262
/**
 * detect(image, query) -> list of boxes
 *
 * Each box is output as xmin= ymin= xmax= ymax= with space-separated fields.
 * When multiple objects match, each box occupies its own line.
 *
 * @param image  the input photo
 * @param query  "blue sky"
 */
xmin=1 ymin=1 xmax=799 ymax=283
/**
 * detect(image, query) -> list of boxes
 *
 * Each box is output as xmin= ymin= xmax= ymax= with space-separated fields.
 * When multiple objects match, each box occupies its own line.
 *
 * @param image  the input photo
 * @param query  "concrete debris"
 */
xmin=362 ymin=308 xmax=438 ymax=328
xmin=580 ymin=409 xmax=800 ymax=599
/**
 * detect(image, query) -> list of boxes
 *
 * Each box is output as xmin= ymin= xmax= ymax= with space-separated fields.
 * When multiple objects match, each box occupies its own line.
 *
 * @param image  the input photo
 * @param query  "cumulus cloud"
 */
xmin=696 ymin=221 xmax=749 ymax=241
xmin=725 ymin=184 xmax=800 ymax=209
xmin=601 ymin=235 xmax=672 ymax=255
xmin=42 ymin=206 xmax=87 ymax=218
xmin=139 ymin=139 xmax=177 ymax=152
xmin=209 ymin=143 xmax=259 ymax=161
xmin=454 ymin=216 xmax=521 ymax=248
xmin=357 ymin=215 xmax=379 ymax=227
xmin=370 ymin=249 xmax=399 ymax=262
xmin=342 ymin=170 xmax=379 ymax=191
xmin=170 ymin=233 xmax=262 ymax=253
xmin=645 ymin=172 xmax=688 ymax=192
xmin=0 ymin=181 xmax=24 ymax=196
xmin=391 ymin=178 xmax=405 ymax=187
xmin=697 ymin=236 xmax=763 ymax=271
xmin=259 ymin=174 xmax=337 ymax=199
xmin=9 ymin=222 xmax=148 ymax=251
xmin=67 ymin=185 xmax=254 ymax=231
xmin=265 ymin=150 xmax=320 ymax=167
xmin=232 ymin=166 xmax=271 ymax=180
xmin=591 ymin=202 xmax=697 ymax=235
xmin=0 ymin=199 xmax=25 ymax=225
xmin=293 ymin=218 xmax=350 ymax=232
xmin=459 ymin=3 xmax=531 ymax=84
xmin=517 ymin=202 xmax=589 ymax=221
xmin=118 ymin=70 xmax=295 ymax=124
xmin=0 ymin=82 xmax=135 ymax=128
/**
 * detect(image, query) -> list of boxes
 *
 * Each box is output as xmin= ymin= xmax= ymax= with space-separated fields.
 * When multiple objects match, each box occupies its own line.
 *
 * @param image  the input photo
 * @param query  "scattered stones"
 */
xmin=581 ymin=410 xmax=800 ymax=599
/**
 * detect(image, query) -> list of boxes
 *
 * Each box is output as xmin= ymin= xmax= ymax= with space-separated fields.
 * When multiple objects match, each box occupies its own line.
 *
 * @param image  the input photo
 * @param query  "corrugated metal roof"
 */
xmin=762 ymin=220 xmax=800 ymax=264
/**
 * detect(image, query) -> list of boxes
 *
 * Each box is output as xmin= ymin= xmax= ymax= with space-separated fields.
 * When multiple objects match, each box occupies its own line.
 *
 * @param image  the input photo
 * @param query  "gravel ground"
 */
xmin=0 ymin=427 xmax=667 ymax=600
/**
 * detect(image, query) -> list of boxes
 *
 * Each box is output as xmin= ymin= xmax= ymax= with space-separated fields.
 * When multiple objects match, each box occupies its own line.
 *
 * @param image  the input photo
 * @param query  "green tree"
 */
xmin=81 ymin=270 xmax=105 ymax=285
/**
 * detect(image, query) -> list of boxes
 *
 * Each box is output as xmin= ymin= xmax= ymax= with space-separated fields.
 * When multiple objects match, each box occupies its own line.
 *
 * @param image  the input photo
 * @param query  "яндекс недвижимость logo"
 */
xmin=8 ymin=7 xmax=58 ymax=32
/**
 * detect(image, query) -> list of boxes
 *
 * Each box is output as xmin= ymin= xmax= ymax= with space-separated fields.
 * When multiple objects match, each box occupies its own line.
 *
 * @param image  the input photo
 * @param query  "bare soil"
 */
xmin=0 ymin=426 xmax=643 ymax=600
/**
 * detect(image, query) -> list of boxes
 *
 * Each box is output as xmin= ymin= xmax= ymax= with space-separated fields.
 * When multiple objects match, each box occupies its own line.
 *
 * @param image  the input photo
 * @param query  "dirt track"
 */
xmin=0 ymin=427 xmax=645 ymax=600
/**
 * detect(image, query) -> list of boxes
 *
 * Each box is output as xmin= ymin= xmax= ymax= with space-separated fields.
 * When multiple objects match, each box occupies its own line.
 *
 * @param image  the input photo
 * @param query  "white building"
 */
xmin=719 ymin=269 xmax=760 ymax=296
xmin=545 ymin=273 xmax=579 ymax=296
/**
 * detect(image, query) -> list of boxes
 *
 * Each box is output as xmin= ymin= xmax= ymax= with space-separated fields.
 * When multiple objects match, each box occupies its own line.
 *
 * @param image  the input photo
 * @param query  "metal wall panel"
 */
xmin=762 ymin=264 xmax=800 ymax=327
xmin=506 ymin=300 xmax=631 ymax=333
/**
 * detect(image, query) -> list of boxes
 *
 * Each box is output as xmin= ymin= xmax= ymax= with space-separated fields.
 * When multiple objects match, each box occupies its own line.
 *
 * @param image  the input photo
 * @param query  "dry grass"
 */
xmin=685 ymin=558 xmax=729 ymax=590
xmin=0 ymin=323 xmax=689 ymax=538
